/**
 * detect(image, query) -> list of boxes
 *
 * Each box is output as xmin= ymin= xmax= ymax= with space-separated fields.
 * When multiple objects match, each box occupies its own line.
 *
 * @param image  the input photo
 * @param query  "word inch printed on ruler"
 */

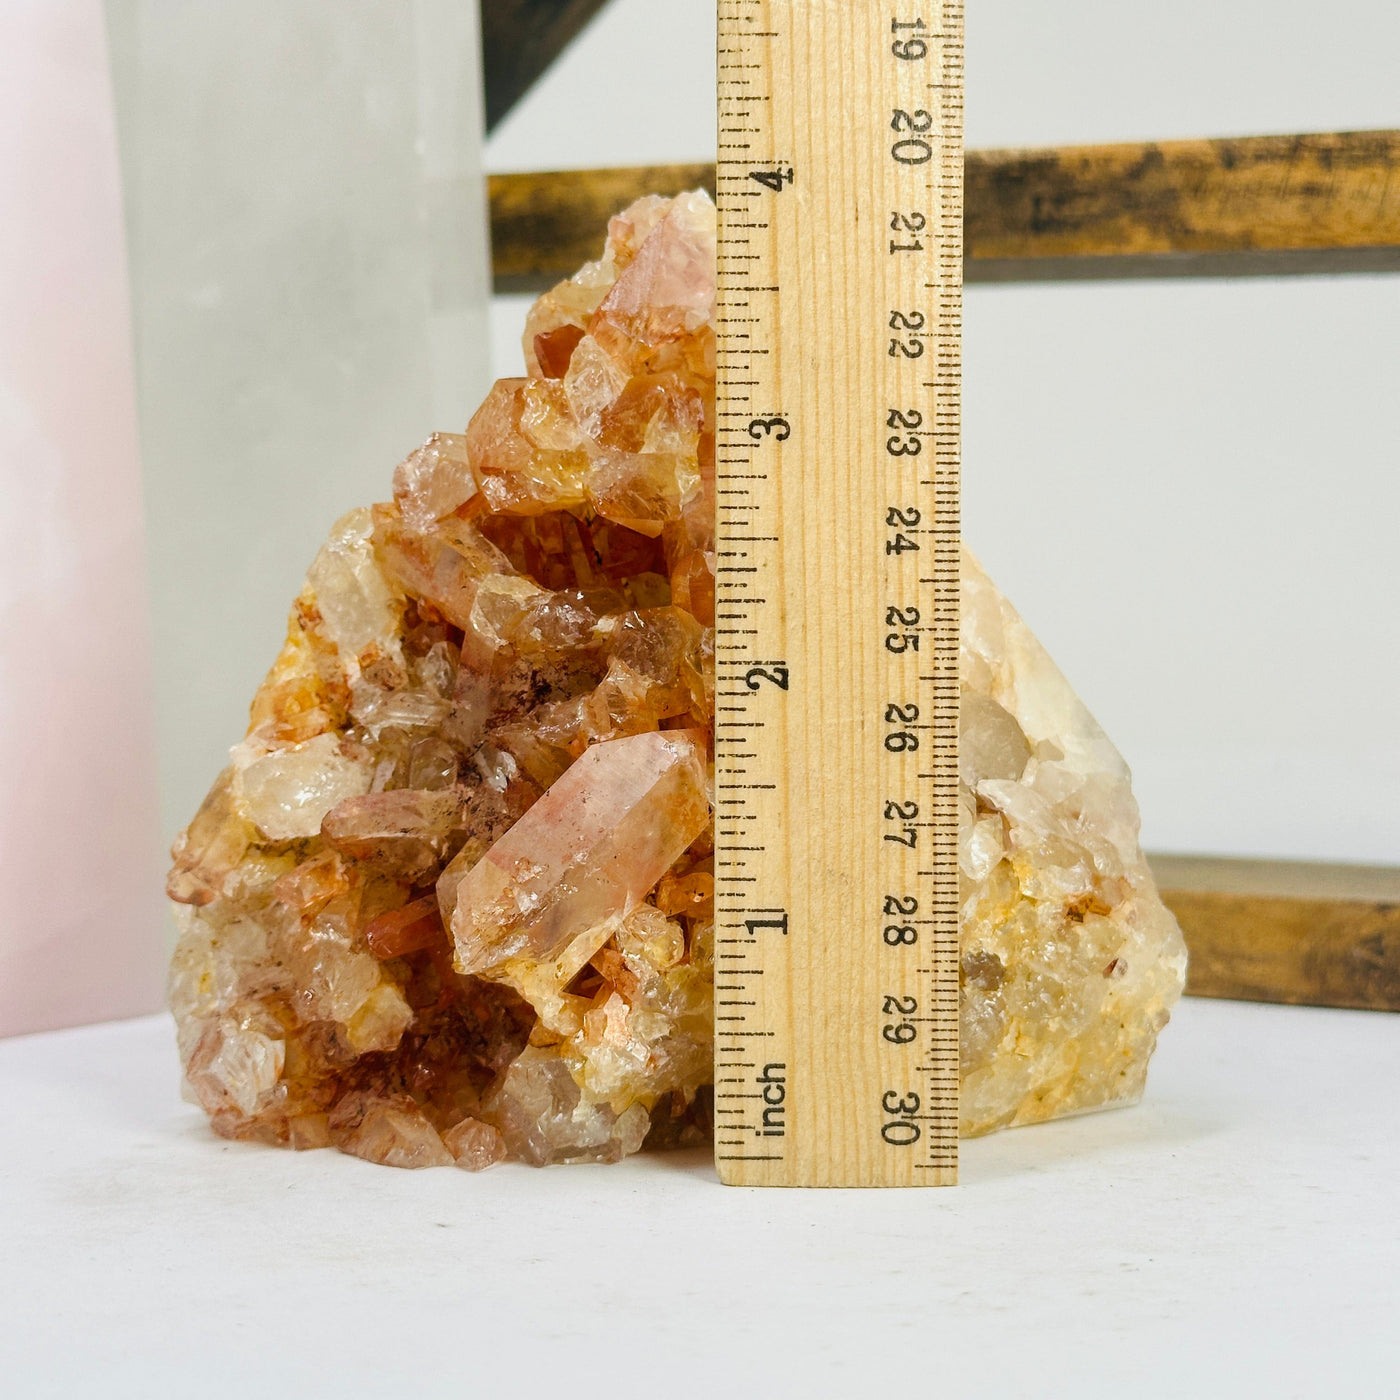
xmin=713 ymin=0 xmax=963 ymax=1187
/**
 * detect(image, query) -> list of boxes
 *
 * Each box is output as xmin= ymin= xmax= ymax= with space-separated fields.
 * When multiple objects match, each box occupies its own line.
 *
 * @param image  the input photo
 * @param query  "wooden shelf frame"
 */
xmin=482 ymin=0 xmax=612 ymax=132
xmin=489 ymin=130 xmax=1400 ymax=290
xmin=1152 ymin=857 xmax=1400 ymax=1014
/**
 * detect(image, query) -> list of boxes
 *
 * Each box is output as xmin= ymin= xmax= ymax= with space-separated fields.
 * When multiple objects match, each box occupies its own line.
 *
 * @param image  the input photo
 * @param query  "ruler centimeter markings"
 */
xmin=714 ymin=0 xmax=963 ymax=1187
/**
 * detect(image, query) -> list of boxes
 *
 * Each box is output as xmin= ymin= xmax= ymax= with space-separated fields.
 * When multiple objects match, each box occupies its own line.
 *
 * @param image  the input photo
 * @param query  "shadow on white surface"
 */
xmin=962 ymin=1093 xmax=1229 ymax=1188
xmin=2 ymin=998 xmax=1397 ymax=1398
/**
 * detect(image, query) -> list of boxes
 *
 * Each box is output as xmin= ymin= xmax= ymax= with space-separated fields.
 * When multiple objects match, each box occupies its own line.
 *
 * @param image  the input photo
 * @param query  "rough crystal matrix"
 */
xmin=167 ymin=191 xmax=1186 ymax=1169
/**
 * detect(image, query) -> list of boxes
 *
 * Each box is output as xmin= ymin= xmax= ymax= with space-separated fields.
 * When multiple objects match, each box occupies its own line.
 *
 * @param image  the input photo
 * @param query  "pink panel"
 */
xmin=0 ymin=1 xmax=164 ymax=1035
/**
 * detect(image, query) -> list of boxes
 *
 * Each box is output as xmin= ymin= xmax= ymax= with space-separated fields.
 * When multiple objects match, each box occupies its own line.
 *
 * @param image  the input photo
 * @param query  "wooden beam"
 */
xmin=1151 ymin=855 xmax=1400 ymax=1013
xmin=967 ymin=129 xmax=1400 ymax=282
xmin=488 ymin=130 xmax=1400 ymax=289
xmin=490 ymin=162 xmax=716 ymax=290
xmin=482 ymin=0 xmax=611 ymax=133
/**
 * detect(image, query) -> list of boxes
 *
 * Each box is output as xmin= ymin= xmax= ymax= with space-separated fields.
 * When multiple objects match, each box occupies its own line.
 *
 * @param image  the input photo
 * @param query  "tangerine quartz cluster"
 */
xmin=167 ymin=190 xmax=1186 ymax=1170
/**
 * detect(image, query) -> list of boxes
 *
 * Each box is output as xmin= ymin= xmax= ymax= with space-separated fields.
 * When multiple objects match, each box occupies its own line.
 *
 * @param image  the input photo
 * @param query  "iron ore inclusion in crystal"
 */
xmin=167 ymin=192 xmax=1187 ymax=1170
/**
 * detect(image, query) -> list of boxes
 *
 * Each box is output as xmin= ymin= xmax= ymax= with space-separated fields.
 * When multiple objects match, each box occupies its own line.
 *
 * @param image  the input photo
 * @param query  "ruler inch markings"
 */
xmin=714 ymin=0 xmax=962 ymax=1187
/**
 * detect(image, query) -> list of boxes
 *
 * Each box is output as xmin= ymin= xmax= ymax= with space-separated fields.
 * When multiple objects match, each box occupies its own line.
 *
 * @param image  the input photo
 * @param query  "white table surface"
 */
xmin=2 ymin=997 xmax=1396 ymax=1399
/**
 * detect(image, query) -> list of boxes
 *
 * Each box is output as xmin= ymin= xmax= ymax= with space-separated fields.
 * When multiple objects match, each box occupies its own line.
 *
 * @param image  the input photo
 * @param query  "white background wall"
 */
xmin=487 ymin=0 xmax=1400 ymax=864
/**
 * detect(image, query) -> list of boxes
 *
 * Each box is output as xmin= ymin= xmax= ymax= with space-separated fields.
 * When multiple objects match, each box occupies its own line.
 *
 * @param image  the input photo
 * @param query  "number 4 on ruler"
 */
xmin=749 ymin=165 xmax=794 ymax=191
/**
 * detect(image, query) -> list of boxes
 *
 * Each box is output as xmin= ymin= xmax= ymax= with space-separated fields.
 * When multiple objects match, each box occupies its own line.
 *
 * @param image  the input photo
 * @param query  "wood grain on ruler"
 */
xmin=488 ymin=129 xmax=1400 ymax=288
xmin=713 ymin=0 xmax=962 ymax=1187
xmin=1152 ymin=855 xmax=1400 ymax=1013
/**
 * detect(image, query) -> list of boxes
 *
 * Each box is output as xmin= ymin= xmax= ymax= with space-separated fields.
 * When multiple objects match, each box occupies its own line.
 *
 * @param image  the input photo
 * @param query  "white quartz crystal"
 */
xmin=956 ymin=548 xmax=1187 ymax=1134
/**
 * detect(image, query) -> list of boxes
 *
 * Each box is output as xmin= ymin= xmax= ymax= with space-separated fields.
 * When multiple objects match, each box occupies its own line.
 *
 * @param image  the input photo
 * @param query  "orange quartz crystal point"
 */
xmin=167 ymin=192 xmax=723 ymax=1169
xmin=165 ymin=187 xmax=1186 ymax=1173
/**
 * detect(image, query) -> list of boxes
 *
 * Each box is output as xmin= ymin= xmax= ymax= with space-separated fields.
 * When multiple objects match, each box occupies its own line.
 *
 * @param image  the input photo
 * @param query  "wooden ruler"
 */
xmin=712 ymin=0 xmax=963 ymax=1187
